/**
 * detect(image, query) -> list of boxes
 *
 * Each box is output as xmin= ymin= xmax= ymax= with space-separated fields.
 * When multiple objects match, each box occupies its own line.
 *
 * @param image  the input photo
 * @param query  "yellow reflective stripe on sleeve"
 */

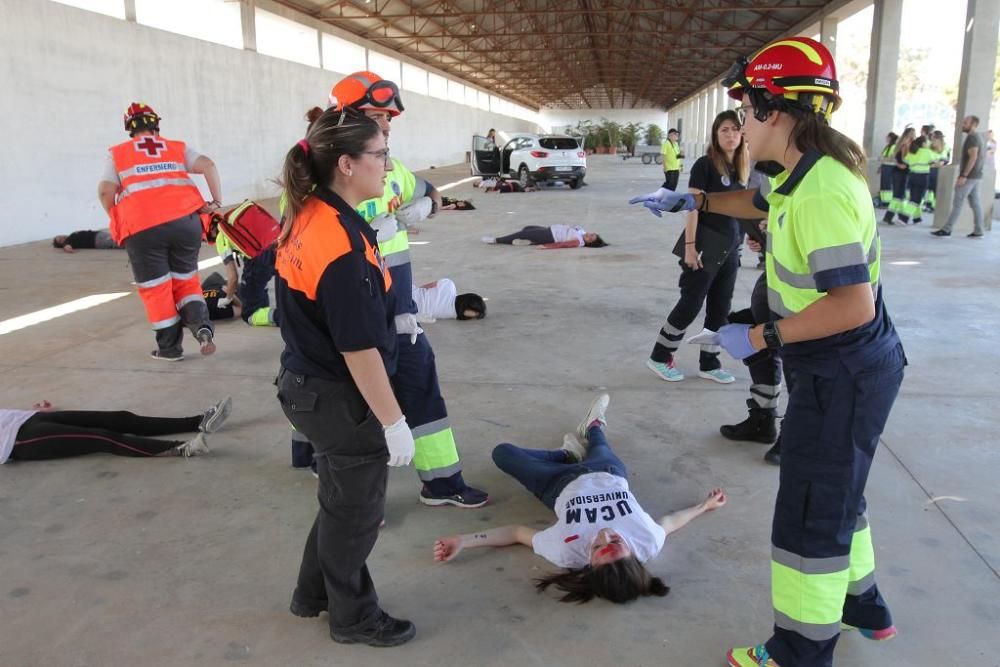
xmin=412 ymin=426 xmax=461 ymax=474
xmin=378 ymin=228 xmax=410 ymax=257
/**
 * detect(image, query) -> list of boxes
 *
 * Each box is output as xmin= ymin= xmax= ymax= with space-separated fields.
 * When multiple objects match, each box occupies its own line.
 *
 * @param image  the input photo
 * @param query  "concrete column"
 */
xmin=124 ymin=0 xmax=136 ymax=22
xmin=934 ymin=0 xmax=1000 ymax=231
xmin=820 ymin=16 xmax=838 ymax=58
xmin=862 ymin=0 xmax=902 ymax=157
xmin=240 ymin=0 xmax=257 ymax=52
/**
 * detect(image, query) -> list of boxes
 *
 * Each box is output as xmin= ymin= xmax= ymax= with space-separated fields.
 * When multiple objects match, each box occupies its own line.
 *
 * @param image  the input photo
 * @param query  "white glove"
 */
xmin=395 ymin=197 xmax=434 ymax=227
xmin=370 ymin=213 xmax=399 ymax=243
xmin=383 ymin=416 xmax=415 ymax=467
xmin=217 ymin=296 xmax=232 ymax=308
xmin=394 ymin=312 xmax=424 ymax=344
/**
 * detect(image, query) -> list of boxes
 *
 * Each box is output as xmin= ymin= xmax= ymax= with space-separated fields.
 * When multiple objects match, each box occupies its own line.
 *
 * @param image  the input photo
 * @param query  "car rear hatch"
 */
xmin=535 ymin=137 xmax=586 ymax=173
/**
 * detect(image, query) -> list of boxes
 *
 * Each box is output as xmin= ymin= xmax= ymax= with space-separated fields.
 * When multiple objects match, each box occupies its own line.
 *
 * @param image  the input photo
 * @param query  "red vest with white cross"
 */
xmin=107 ymin=135 xmax=205 ymax=243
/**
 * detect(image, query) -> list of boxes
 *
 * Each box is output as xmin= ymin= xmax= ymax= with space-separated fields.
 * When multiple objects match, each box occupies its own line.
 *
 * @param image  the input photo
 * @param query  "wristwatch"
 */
xmin=762 ymin=321 xmax=784 ymax=349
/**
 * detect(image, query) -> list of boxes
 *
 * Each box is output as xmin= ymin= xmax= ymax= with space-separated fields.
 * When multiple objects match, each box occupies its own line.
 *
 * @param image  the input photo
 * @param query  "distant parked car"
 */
xmin=471 ymin=133 xmax=587 ymax=189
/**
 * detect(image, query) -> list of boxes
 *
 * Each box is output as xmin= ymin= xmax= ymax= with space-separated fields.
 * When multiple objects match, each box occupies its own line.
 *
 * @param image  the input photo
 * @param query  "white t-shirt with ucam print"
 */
xmin=549 ymin=224 xmax=586 ymax=247
xmin=531 ymin=472 xmax=666 ymax=569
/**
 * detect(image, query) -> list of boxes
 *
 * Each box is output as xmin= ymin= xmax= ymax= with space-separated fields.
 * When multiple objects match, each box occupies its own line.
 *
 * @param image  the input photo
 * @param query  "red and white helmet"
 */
xmin=123 ymin=102 xmax=161 ymax=134
xmin=723 ymin=37 xmax=840 ymax=120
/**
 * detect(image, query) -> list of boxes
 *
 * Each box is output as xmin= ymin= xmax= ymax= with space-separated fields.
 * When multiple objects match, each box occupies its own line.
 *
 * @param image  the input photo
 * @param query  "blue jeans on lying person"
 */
xmin=491 ymin=426 xmax=626 ymax=511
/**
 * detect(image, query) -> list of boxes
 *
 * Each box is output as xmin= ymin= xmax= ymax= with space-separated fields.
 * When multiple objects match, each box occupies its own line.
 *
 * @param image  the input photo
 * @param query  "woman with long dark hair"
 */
xmin=883 ymin=126 xmax=915 ymax=225
xmin=631 ymin=36 xmax=904 ymax=667
xmin=646 ymin=109 xmax=748 ymax=384
xmin=274 ymin=107 xmax=417 ymax=648
xmin=433 ymin=395 xmax=726 ymax=604
xmin=875 ymin=131 xmax=898 ymax=208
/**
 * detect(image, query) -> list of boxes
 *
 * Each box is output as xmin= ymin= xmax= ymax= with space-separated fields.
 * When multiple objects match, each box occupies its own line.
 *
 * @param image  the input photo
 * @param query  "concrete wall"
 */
xmin=0 ymin=0 xmax=537 ymax=247
xmin=538 ymin=108 xmax=669 ymax=136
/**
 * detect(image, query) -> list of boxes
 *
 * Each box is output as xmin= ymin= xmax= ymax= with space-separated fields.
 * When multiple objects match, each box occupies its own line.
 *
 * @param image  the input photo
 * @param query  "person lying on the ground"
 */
xmin=1 ymin=397 xmax=232 ymax=463
xmin=52 ymin=230 xmax=122 ymax=253
xmin=440 ymin=196 xmax=476 ymax=210
xmin=413 ymin=279 xmax=486 ymax=323
xmin=476 ymin=178 xmax=537 ymax=193
xmin=482 ymin=224 xmax=608 ymax=248
xmin=433 ymin=394 xmax=726 ymax=604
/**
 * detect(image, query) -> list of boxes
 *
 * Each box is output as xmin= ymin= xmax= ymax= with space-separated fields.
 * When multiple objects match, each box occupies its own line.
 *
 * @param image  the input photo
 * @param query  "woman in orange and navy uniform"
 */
xmin=274 ymin=107 xmax=417 ymax=648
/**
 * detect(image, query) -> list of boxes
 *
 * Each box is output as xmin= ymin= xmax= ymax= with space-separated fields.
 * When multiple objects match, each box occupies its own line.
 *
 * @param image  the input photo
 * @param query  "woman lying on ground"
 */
xmin=52 ymin=229 xmax=123 ymax=252
xmin=433 ymin=394 xmax=725 ymax=603
xmin=1 ymin=397 xmax=231 ymax=463
xmin=481 ymin=224 xmax=608 ymax=249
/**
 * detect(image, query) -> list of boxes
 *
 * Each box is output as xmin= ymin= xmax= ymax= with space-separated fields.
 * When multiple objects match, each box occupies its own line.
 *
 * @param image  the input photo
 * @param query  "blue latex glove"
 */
xmin=628 ymin=188 xmax=698 ymax=218
xmin=717 ymin=324 xmax=757 ymax=360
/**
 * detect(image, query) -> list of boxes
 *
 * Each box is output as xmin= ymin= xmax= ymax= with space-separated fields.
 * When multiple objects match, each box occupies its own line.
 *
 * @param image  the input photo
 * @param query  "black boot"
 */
xmin=720 ymin=399 xmax=777 ymax=444
xmin=764 ymin=438 xmax=781 ymax=466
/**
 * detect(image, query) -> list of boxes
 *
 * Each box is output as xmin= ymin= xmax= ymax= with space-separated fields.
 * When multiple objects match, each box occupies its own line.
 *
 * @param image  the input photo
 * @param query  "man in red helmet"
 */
xmin=329 ymin=72 xmax=488 ymax=509
xmin=631 ymin=37 xmax=904 ymax=667
xmin=99 ymin=103 xmax=223 ymax=360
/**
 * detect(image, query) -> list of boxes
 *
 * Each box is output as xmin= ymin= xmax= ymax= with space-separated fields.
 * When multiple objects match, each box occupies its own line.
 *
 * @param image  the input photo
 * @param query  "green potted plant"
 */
xmin=601 ymin=119 xmax=622 ymax=155
xmin=621 ymin=122 xmax=644 ymax=157
xmin=645 ymin=123 xmax=664 ymax=148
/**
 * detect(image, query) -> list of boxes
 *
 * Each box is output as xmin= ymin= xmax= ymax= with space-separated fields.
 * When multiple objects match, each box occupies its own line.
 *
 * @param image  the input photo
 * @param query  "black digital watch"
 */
xmin=762 ymin=321 xmax=784 ymax=349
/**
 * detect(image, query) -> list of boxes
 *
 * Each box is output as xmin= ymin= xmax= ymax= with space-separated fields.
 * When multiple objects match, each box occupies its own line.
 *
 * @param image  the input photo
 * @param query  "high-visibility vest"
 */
xmin=108 ymin=135 xmax=205 ymax=243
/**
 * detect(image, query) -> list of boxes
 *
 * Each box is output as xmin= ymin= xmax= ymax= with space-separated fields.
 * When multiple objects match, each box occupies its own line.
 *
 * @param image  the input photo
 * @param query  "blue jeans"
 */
xmin=491 ymin=426 xmax=627 ymax=510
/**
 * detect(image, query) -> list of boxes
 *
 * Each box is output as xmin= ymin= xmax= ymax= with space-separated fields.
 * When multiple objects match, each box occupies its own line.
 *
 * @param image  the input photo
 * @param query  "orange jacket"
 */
xmin=108 ymin=136 xmax=205 ymax=243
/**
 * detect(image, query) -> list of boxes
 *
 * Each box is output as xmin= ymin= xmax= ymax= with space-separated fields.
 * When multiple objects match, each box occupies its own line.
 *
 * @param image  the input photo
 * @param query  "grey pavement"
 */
xmin=0 ymin=156 xmax=998 ymax=666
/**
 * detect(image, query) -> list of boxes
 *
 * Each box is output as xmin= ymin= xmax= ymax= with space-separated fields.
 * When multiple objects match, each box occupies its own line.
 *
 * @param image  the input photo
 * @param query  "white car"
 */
xmin=470 ymin=133 xmax=587 ymax=189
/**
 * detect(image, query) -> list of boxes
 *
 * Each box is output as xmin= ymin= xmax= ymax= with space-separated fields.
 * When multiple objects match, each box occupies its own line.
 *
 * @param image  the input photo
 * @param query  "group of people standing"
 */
xmin=878 ymin=116 xmax=990 ymax=237
xmin=14 ymin=30 xmax=948 ymax=667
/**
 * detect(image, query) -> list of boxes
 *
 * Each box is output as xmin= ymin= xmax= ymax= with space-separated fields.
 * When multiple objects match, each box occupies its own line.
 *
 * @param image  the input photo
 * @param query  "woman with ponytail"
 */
xmin=274 ymin=107 xmax=417 ymax=648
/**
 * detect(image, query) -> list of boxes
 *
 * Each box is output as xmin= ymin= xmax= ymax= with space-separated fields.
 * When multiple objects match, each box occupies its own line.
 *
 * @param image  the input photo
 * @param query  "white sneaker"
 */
xmin=561 ymin=433 xmax=588 ymax=462
xmin=200 ymin=396 xmax=232 ymax=433
xmin=177 ymin=432 xmax=210 ymax=457
xmin=698 ymin=369 xmax=736 ymax=384
xmin=647 ymin=358 xmax=684 ymax=382
xmin=577 ymin=393 xmax=610 ymax=442
xmin=481 ymin=235 xmax=496 ymax=244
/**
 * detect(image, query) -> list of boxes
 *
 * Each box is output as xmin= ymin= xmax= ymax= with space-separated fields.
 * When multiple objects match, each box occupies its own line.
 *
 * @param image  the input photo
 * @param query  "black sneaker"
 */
xmin=931 ymin=229 xmax=951 ymax=237
xmin=967 ymin=233 xmax=984 ymax=239
xmin=419 ymin=485 xmax=489 ymax=508
xmin=764 ymin=441 xmax=781 ymax=466
xmin=150 ymin=350 xmax=184 ymax=362
xmin=196 ymin=327 xmax=216 ymax=355
xmin=331 ymin=610 xmax=416 ymax=647
xmin=289 ymin=594 xmax=325 ymax=618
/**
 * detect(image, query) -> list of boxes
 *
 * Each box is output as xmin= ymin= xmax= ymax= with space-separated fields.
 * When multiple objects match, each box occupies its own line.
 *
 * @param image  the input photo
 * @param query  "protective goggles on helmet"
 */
xmin=720 ymin=56 xmax=751 ymax=92
xmin=350 ymin=80 xmax=404 ymax=114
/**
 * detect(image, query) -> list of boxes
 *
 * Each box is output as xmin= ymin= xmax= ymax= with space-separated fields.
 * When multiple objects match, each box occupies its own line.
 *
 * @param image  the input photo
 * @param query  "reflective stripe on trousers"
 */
xmin=392 ymin=332 xmax=462 ymax=482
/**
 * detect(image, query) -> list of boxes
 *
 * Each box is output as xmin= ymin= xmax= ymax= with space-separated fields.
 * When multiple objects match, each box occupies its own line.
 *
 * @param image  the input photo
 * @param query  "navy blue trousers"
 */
xmin=766 ymin=344 xmax=905 ymax=667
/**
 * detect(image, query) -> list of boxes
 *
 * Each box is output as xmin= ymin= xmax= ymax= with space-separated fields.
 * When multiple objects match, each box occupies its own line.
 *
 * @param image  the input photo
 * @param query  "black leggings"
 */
xmin=11 ymin=411 xmax=201 ymax=461
xmin=495 ymin=226 xmax=555 ymax=245
xmin=651 ymin=250 xmax=740 ymax=370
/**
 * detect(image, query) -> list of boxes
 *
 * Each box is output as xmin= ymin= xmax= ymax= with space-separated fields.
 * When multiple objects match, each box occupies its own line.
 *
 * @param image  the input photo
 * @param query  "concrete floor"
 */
xmin=1 ymin=157 xmax=998 ymax=666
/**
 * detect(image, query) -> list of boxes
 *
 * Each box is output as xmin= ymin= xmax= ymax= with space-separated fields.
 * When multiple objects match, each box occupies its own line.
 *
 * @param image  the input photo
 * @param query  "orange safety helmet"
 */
xmin=123 ymin=102 xmax=161 ymax=135
xmin=328 ymin=71 xmax=404 ymax=117
xmin=722 ymin=37 xmax=840 ymax=121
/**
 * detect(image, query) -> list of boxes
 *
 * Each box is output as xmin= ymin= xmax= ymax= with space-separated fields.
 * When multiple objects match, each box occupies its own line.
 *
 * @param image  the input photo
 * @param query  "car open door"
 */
xmin=471 ymin=135 xmax=501 ymax=176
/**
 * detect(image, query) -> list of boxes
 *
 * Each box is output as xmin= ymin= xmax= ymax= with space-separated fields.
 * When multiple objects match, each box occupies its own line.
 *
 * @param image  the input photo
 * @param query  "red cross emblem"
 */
xmin=134 ymin=136 xmax=166 ymax=157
